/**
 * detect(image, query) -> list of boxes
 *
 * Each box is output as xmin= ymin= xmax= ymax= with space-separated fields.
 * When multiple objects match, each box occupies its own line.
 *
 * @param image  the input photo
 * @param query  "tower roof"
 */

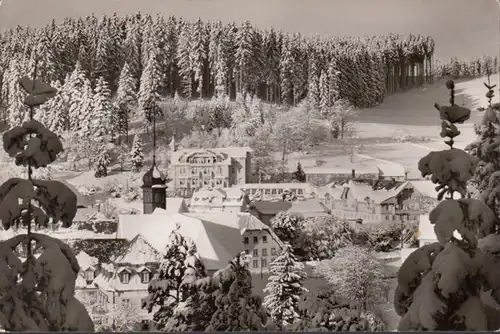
xmin=142 ymin=163 xmax=166 ymax=188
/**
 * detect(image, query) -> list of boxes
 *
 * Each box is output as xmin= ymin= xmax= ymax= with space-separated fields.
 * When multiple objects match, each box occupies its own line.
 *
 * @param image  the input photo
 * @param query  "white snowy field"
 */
xmin=288 ymin=76 xmax=498 ymax=179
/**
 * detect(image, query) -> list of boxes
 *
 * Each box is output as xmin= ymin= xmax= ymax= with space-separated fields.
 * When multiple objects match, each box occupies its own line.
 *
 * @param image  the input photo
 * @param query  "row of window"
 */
xmin=244 ymin=235 xmax=267 ymax=244
xmin=178 ymin=178 xmax=228 ymax=187
xmin=250 ymin=257 xmax=277 ymax=269
xmin=186 ymin=157 xmax=221 ymax=164
xmin=245 ymin=188 xmax=305 ymax=196
xmin=246 ymin=248 xmax=278 ymax=257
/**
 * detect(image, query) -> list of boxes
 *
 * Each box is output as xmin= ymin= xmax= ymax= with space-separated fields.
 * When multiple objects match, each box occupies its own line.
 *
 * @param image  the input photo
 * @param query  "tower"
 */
xmin=142 ymin=105 xmax=167 ymax=214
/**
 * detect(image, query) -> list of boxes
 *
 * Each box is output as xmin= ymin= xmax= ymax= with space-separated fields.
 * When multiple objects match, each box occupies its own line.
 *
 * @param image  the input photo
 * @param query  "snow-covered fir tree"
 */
xmin=65 ymin=61 xmax=88 ymax=132
xmin=307 ymin=55 xmax=321 ymax=109
xmin=191 ymin=18 xmax=207 ymax=99
xmin=138 ymin=51 xmax=161 ymax=122
xmin=206 ymin=254 xmax=267 ymax=331
xmin=38 ymin=80 xmax=67 ymax=135
xmin=130 ymin=134 xmax=144 ymax=172
xmin=77 ymin=78 xmax=94 ymax=138
xmin=142 ymin=228 xmax=206 ymax=330
xmin=292 ymin=162 xmax=306 ymax=182
xmin=263 ymin=244 xmax=308 ymax=330
xmin=114 ymin=62 xmax=136 ymax=140
xmin=176 ymin=20 xmax=193 ymax=98
xmin=91 ymin=76 xmax=113 ymax=143
xmin=6 ymin=59 xmax=29 ymax=127
xmin=465 ymin=76 xmax=500 ymax=212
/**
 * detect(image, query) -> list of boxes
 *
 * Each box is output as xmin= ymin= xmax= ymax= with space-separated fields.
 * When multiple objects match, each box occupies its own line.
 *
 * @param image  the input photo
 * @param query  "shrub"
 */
xmin=353 ymin=221 xmax=406 ymax=252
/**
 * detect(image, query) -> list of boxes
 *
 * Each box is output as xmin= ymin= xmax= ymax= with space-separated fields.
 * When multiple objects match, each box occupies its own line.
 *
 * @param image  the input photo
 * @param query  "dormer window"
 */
xmin=141 ymin=271 xmax=150 ymax=283
xmin=118 ymin=269 xmax=131 ymax=284
xmin=84 ymin=269 xmax=95 ymax=282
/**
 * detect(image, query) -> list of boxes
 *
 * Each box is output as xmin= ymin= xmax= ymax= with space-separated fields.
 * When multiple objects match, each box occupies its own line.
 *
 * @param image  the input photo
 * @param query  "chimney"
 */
xmin=351 ymin=169 xmax=356 ymax=179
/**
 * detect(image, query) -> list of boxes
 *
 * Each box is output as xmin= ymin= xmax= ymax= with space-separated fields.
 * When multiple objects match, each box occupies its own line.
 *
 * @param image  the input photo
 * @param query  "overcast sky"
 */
xmin=0 ymin=0 xmax=497 ymax=60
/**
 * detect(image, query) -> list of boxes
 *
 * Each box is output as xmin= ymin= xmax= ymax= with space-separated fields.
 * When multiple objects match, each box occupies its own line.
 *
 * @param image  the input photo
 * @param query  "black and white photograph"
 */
xmin=0 ymin=0 xmax=498 ymax=331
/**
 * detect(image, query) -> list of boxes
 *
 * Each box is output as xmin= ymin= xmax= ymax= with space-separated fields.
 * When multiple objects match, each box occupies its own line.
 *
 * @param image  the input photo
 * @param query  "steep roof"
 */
xmin=287 ymin=199 xmax=330 ymax=217
xmin=112 ymin=234 xmax=162 ymax=265
xmin=237 ymin=212 xmax=284 ymax=248
xmin=251 ymin=201 xmax=292 ymax=215
xmin=410 ymin=180 xmax=441 ymax=199
xmin=70 ymin=239 xmax=129 ymax=264
xmin=75 ymin=251 xmax=98 ymax=271
xmin=345 ymin=180 xmax=409 ymax=204
xmin=377 ymin=163 xmax=407 ymax=177
xmin=171 ymin=146 xmax=252 ymax=163
xmin=152 ymin=198 xmax=188 ymax=214
xmin=116 ymin=212 xmax=238 ymax=270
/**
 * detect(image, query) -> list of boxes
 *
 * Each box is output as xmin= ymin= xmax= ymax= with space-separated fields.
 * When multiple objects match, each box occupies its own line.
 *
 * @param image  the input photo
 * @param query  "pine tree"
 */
xmin=319 ymin=70 xmax=330 ymax=115
xmin=465 ymin=76 xmax=500 ymax=196
xmin=263 ymin=244 xmax=308 ymax=330
xmin=234 ymin=21 xmax=255 ymax=94
xmin=130 ymin=134 xmax=144 ymax=172
xmin=65 ymin=61 xmax=88 ymax=132
xmin=114 ymin=62 xmax=136 ymax=142
xmin=38 ymin=80 xmax=67 ymax=135
xmin=206 ymin=254 xmax=267 ymax=331
xmin=94 ymin=149 xmax=111 ymax=178
xmin=91 ymin=76 xmax=113 ymax=143
xmin=0 ymin=70 xmax=94 ymax=331
xmin=6 ymin=59 xmax=28 ymax=127
xmin=191 ymin=18 xmax=208 ymax=99
xmin=77 ymin=78 xmax=94 ymax=138
xmin=176 ymin=20 xmax=193 ymax=98
xmin=307 ymin=55 xmax=320 ymax=109
xmin=142 ymin=228 xmax=206 ymax=330
xmin=292 ymin=162 xmax=306 ymax=182
xmin=394 ymin=80 xmax=500 ymax=330
xmin=279 ymin=34 xmax=293 ymax=105
xmin=138 ymin=51 xmax=161 ymax=122
xmin=123 ymin=17 xmax=143 ymax=89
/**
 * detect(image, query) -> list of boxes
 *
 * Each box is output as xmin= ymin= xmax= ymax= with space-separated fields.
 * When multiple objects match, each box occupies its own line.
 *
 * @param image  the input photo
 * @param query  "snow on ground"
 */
xmin=0 ymin=227 xmax=115 ymax=240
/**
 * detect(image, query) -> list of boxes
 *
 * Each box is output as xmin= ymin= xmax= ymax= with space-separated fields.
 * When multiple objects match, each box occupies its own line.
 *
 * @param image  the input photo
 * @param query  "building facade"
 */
xmin=189 ymin=187 xmax=250 ymax=213
xmin=321 ymin=180 xmax=433 ymax=223
xmin=170 ymin=147 xmax=252 ymax=197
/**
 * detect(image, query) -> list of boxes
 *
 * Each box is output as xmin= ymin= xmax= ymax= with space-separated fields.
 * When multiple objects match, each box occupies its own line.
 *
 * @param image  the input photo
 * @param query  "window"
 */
xmin=216 ymin=179 xmax=221 ymax=185
xmin=271 ymin=257 xmax=276 ymax=263
xmin=244 ymin=237 xmax=249 ymax=244
xmin=262 ymin=235 xmax=267 ymax=243
xmin=232 ymin=167 xmax=236 ymax=174
xmin=253 ymin=236 xmax=258 ymax=244
xmin=271 ymin=189 xmax=277 ymax=195
xmin=204 ymin=179 xmax=208 ymax=185
xmin=218 ymin=167 xmax=222 ymax=174
xmin=84 ymin=270 xmax=94 ymax=281
xmin=253 ymin=249 xmax=258 ymax=257
xmin=271 ymin=248 xmax=277 ymax=256
xmin=298 ymin=189 xmax=304 ymax=195
xmin=253 ymin=260 xmax=259 ymax=268
xmin=261 ymin=259 xmax=267 ymax=267
xmin=262 ymin=248 xmax=267 ymax=256
xmin=120 ymin=272 xmax=130 ymax=284
xmin=264 ymin=189 xmax=271 ymax=195
xmin=203 ymin=169 xmax=208 ymax=174
xmin=121 ymin=298 xmax=130 ymax=307
xmin=141 ymin=271 xmax=150 ymax=283
xmin=179 ymin=179 xmax=185 ymax=185
xmin=245 ymin=249 xmax=250 ymax=254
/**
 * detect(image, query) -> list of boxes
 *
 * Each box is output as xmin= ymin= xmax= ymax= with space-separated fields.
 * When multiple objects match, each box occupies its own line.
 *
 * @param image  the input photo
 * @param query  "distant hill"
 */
xmin=0 ymin=0 xmax=497 ymax=61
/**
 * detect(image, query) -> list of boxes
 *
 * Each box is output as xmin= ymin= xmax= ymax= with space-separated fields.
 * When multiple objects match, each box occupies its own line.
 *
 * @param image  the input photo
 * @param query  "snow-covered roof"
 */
xmin=304 ymin=165 xmax=379 ymax=175
xmin=418 ymin=214 xmax=436 ymax=241
xmin=171 ymin=146 xmax=252 ymax=163
xmin=74 ymin=207 xmax=110 ymax=222
xmin=410 ymin=180 xmax=440 ymax=199
xmin=112 ymin=234 xmax=162 ymax=265
xmin=76 ymin=251 xmax=98 ymax=271
xmin=377 ymin=163 xmax=406 ymax=177
xmin=287 ymin=199 xmax=330 ymax=217
xmin=116 ymin=212 xmax=239 ymax=270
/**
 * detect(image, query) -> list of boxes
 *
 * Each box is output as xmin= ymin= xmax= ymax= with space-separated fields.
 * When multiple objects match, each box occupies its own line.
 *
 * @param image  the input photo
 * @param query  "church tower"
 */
xmin=142 ymin=106 xmax=167 ymax=214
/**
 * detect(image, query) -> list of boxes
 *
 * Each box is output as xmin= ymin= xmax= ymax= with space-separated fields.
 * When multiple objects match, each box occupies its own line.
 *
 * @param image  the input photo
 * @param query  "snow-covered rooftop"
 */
xmin=116 ymin=212 xmax=241 ymax=270
xmin=76 ymin=251 xmax=98 ymax=271
xmin=112 ymin=234 xmax=162 ymax=265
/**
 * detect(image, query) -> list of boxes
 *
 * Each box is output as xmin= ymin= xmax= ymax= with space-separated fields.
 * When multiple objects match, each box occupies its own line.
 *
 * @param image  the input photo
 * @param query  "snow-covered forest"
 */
xmin=0 ymin=13 xmax=435 ymax=116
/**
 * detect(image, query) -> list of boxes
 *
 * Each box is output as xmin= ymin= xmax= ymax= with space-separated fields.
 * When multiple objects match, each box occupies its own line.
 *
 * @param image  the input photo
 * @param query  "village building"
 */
xmin=169 ymin=147 xmax=252 ymax=197
xmin=240 ymin=182 xmax=320 ymax=201
xmin=320 ymin=179 xmax=436 ymax=223
xmin=301 ymin=154 xmax=407 ymax=187
xmin=248 ymin=198 xmax=330 ymax=225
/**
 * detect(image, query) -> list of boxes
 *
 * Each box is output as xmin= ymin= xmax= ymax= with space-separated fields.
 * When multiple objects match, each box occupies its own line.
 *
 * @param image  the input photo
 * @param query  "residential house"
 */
xmin=302 ymin=154 xmax=407 ymax=187
xmin=322 ymin=179 xmax=433 ymax=223
xmin=170 ymin=147 xmax=253 ymax=197
xmin=92 ymin=234 xmax=162 ymax=326
xmin=185 ymin=211 xmax=284 ymax=274
xmin=189 ymin=187 xmax=250 ymax=213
